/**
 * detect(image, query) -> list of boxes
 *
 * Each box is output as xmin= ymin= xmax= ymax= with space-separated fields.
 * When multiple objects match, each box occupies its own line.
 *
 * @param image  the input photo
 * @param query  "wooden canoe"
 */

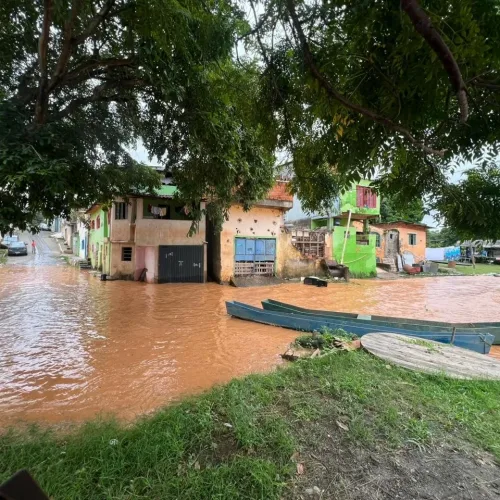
xmin=226 ymin=301 xmax=494 ymax=355
xmin=262 ymin=299 xmax=500 ymax=345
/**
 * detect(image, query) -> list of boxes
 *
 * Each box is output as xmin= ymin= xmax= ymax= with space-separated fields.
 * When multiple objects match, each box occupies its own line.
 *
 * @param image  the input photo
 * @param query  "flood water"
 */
xmin=1 ymin=260 xmax=500 ymax=426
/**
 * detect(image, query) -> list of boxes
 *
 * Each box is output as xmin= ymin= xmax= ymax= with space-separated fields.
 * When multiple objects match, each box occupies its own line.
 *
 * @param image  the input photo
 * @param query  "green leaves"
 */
xmin=0 ymin=0 xmax=275 ymax=232
xmin=246 ymin=0 xmax=500 ymax=230
xmin=434 ymin=163 xmax=500 ymax=239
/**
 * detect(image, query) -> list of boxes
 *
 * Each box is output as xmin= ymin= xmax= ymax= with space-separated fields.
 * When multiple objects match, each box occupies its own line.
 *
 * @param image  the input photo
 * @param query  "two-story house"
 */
xmin=87 ymin=186 xmax=206 ymax=283
xmin=286 ymin=180 xmax=380 ymax=277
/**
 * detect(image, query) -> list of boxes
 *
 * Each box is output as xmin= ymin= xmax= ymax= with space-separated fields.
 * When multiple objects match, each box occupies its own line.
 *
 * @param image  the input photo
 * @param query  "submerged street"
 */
xmin=1 ymin=247 xmax=500 ymax=426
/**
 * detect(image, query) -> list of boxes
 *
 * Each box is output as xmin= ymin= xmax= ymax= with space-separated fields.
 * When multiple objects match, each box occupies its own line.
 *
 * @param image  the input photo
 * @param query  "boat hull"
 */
xmin=262 ymin=299 xmax=500 ymax=345
xmin=226 ymin=301 xmax=494 ymax=355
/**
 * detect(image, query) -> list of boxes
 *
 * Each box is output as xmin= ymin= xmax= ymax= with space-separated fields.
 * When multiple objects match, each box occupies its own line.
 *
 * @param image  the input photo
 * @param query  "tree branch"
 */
xmin=401 ymin=0 xmax=468 ymax=123
xmin=73 ymin=0 xmax=115 ymax=45
xmin=285 ymin=0 xmax=446 ymax=157
xmin=237 ymin=6 xmax=271 ymax=41
xmin=53 ymin=78 xmax=145 ymax=120
xmin=49 ymin=0 xmax=84 ymax=91
xmin=61 ymin=58 xmax=135 ymax=87
xmin=469 ymin=77 xmax=500 ymax=90
xmin=35 ymin=0 xmax=54 ymax=124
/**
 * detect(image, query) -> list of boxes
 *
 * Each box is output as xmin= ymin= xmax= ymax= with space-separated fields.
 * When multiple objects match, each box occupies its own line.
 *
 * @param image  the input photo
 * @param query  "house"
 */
xmin=87 ymin=186 xmax=206 ymax=283
xmin=207 ymin=181 xmax=294 ymax=282
xmin=75 ymin=218 xmax=88 ymax=260
xmin=87 ymin=204 xmax=109 ymax=271
xmin=61 ymin=219 xmax=76 ymax=251
xmin=286 ymin=181 xmax=380 ymax=277
xmin=371 ymin=220 xmax=428 ymax=265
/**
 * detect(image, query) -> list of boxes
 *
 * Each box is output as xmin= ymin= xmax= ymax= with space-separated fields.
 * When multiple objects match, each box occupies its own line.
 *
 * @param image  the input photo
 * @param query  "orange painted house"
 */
xmin=207 ymin=181 xmax=294 ymax=282
xmin=371 ymin=221 xmax=428 ymax=265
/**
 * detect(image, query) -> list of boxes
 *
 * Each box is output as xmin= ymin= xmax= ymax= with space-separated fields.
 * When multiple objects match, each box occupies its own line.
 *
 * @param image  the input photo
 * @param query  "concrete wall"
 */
xmin=134 ymin=199 xmax=206 ymax=246
xmin=109 ymin=199 xmax=133 ymax=242
xmin=277 ymin=232 xmax=319 ymax=278
xmin=109 ymin=242 xmax=134 ymax=277
xmin=332 ymin=225 xmax=376 ymax=277
xmin=107 ymin=198 xmax=207 ymax=282
xmin=372 ymin=223 xmax=427 ymax=262
xmin=217 ymin=205 xmax=285 ymax=282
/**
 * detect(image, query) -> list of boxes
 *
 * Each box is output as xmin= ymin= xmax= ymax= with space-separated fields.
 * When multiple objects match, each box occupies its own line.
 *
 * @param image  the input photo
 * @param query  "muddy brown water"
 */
xmin=1 ymin=263 xmax=500 ymax=426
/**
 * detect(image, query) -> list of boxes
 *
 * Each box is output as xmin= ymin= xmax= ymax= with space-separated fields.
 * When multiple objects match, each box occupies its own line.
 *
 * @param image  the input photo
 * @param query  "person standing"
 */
xmin=31 ymin=239 xmax=36 ymax=254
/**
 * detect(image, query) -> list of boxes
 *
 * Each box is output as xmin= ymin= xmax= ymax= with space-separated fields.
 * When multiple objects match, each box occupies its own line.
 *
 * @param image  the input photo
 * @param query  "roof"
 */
xmin=372 ymin=220 xmax=431 ymax=229
xmin=85 ymin=203 xmax=102 ymax=215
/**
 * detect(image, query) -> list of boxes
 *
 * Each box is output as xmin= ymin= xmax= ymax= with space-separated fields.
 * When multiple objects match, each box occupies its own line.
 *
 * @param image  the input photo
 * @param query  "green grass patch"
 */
xmin=1 ymin=352 xmax=500 ymax=499
xmin=439 ymin=263 xmax=499 ymax=275
xmin=295 ymin=328 xmax=357 ymax=349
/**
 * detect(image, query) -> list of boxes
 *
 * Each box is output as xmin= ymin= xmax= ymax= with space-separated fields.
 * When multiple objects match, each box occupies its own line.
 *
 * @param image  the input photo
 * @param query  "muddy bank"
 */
xmin=1 ymin=264 xmax=500 ymax=426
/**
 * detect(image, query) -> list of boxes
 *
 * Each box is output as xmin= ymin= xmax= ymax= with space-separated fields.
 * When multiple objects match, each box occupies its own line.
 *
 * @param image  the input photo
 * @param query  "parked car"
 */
xmin=7 ymin=241 xmax=28 ymax=256
xmin=39 ymin=223 xmax=51 ymax=231
xmin=0 ymin=235 xmax=19 ymax=249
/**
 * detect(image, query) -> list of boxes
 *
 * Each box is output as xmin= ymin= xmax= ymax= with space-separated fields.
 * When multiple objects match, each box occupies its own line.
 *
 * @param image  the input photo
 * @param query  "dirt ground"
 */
xmin=288 ymin=426 xmax=500 ymax=499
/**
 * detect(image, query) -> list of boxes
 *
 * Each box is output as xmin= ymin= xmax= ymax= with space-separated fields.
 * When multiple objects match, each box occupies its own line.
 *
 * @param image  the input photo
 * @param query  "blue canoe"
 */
xmin=262 ymin=299 xmax=500 ymax=345
xmin=226 ymin=301 xmax=494 ymax=354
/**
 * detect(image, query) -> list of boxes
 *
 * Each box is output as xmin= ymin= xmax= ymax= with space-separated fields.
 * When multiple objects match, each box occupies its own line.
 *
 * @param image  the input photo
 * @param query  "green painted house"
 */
xmin=87 ymin=204 xmax=110 ymax=272
xmin=299 ymin=181 xmax=380 ymax=277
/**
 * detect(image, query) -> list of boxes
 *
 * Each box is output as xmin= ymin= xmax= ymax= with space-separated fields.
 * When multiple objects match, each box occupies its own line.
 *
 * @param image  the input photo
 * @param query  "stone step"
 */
xmin=382 ymin=258 xmax=398 ymax=272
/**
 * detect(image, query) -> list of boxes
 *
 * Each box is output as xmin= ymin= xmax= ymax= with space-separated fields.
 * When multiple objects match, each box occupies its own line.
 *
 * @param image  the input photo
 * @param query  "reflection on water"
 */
xmin=1 ymin=266 xmax=500 ymax=426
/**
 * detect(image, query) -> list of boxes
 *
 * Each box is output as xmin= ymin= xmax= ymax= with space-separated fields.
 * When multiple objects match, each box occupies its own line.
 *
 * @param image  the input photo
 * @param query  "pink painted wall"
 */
xmin=108 ymin=197 xmax=207 ymax=282
xmin=144 ymin=246 xmax=156 ymax=283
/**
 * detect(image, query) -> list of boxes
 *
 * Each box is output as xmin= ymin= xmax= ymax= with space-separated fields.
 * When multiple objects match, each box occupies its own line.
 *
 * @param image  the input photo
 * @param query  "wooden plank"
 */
xmin=361 ymin=333 xmax=500 ymax=380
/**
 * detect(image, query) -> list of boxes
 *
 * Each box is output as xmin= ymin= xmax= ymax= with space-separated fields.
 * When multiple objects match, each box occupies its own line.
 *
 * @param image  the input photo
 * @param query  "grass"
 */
xmin=1 ymin=351 xmax=500 ymax=499
xmin=439 ymin=263 xmax=500 ymax=275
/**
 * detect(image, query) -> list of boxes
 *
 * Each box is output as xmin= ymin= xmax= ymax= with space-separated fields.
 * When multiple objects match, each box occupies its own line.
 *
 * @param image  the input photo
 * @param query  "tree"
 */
xmin=379 ymin=195 xmax=424 ymax=224
xmin=427 ymin=227 xmax=460 ymax=248
xmin=4 ymin=0 xmax=500 ymax=238
xmin=244 ymin=0 xmax=500 ymax=236
xmin=0 ymin=0 xmax=274 ymax=234
xmin=433 ymin=161 xmax=500 ymax=239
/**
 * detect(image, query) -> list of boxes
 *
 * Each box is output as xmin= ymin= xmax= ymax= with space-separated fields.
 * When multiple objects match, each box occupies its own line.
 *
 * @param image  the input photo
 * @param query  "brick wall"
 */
xmin=266 ymin=181 xmax=293 ymax=202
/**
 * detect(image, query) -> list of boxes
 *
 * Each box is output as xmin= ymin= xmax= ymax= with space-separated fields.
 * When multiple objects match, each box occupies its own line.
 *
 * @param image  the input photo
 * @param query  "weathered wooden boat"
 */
xmin=262 ymin=299 xmax=500 ymax=345
xmin=226 ymin=301 xmax=494 ymax=354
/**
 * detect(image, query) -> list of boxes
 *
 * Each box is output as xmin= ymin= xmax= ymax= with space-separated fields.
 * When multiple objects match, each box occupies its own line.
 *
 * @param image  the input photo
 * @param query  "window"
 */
xmin=122 ymin=247 xmax=132 ymax=261
xmin=142 ymin=198 xmax=194 ymax=220
xmin=96 ymin=215 xmax=101 ymax=229
xmin=372 ymin=232 xmax=381 ymax=248
xmin=356 ymin=186 xmax=377 ymax=208
xmin=356 ymin=232 xmax=369 ymax=246
xmin=115 ymin=202 xmax=128 ymax=220
xmin=91 ymin=220 xmax=95 ymax=230
xmin=408 ymin=233 xmax=417 ymax=245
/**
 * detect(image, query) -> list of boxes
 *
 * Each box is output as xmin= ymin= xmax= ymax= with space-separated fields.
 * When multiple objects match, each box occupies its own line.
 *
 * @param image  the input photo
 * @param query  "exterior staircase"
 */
xmin=382 ymin=257 xmax=398 ymax=272
xmin=79 ymin=259 xmax=92 ymax=270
